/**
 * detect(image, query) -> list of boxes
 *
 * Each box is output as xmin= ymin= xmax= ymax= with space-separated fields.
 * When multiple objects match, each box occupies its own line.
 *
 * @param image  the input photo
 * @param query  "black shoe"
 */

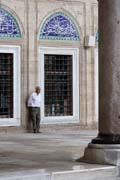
xmin=37 ymin=129 xmax=41 ymax=133
xmin=33 ymin=129 xmax=36 ymax=133
xmin=37 ymin=131 xmax=42 ymax=133
xmin=37 ymin=128 xmax=39 ymax=133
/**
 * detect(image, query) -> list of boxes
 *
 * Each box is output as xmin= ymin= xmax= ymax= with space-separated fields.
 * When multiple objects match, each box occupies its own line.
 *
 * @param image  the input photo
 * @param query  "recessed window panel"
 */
xmin=0 ymin=53 xmax=13 ymax=118
xmin=44 ymin=54 xmax=73 ymax=116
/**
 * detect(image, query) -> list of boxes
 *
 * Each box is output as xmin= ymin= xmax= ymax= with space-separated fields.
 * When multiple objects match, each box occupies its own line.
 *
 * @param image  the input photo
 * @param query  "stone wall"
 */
xmin=0 ymin=0 xmax=98 ymax=129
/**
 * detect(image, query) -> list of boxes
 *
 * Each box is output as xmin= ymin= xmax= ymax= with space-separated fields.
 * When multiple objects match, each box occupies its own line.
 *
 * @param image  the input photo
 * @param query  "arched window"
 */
xmin=40 ymin=12 xmax=80 ymax=41
xmin=0 ymin=8 xmax=21 ymax=38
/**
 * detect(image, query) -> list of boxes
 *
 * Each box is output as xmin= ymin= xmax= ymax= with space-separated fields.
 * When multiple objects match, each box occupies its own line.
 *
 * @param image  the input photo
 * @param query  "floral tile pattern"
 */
xmin=0 ymin=8 xmax=21 ymax=38
xmin=40 ymin=12 xmax=80 ymax=41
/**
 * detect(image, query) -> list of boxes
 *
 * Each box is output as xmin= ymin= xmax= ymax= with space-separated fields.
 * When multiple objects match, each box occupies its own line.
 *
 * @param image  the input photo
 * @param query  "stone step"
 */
xmin=0 ymin=170 xmax=50 ymax=180
xmin=52 ymin=166 xmax=117 ymax=180
xmin=0 ymin=166 xmax=117 ymax=180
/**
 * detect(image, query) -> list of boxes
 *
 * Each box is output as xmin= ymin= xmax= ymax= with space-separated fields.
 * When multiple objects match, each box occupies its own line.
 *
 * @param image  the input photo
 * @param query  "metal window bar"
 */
xmin=44 ymin=54 xmax=73 ymax=116
xmin=0 ymin=53 xmax=13 ymax=118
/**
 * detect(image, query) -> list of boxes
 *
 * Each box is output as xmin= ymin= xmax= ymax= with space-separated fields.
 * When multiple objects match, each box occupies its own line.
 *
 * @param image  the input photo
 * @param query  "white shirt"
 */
xmin=27 ymin=92 xmax=41 ymax=107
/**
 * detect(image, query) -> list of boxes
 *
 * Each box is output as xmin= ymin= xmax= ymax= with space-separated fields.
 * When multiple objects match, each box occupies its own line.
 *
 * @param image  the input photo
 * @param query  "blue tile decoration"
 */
xmin=96 ymin=31 xmax=98 ymax=42
xmin=0 ymin=8 xmax=21 ymax=38
xmin=40 ymin=12 xmax=80 ymax=41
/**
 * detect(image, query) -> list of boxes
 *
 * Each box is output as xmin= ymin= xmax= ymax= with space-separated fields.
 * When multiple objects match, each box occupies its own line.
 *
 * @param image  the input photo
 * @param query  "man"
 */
xmin=27 ymin=86 xmax=41 ymax=133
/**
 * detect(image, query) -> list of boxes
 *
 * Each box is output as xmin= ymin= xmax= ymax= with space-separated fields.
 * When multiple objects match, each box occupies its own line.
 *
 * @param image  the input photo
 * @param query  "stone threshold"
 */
xmin=0 ymin=166 xmax=116 ymax=180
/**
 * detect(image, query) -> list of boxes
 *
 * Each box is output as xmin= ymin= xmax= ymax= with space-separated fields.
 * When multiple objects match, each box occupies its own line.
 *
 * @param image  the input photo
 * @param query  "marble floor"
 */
xmin=0 ymin=127 xmax=116 ymax=179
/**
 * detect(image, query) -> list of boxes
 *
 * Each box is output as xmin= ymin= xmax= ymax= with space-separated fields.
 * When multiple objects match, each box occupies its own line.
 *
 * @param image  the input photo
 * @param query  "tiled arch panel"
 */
xmin=0 ymin=8 xmax=21 ymax=38
xmin=40 ymin=12 xmax=80 ymax=41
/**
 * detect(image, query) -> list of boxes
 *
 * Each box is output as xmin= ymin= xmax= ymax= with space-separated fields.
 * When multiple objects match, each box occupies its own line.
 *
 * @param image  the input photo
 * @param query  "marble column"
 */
xmin=80 ymin=0 xmax=120 ymax=165
xmin=92 ymin=0 xmax=120 ymax=144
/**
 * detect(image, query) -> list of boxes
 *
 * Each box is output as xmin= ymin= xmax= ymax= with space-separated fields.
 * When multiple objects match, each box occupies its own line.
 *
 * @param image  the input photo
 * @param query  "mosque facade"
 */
xmin=0 ymin=0 xmax=98 ymax=129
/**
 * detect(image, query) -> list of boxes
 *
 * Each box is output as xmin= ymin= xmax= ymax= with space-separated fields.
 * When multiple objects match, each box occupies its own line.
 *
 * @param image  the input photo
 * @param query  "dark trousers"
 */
xmin=29 ymin=107 xmax=40 ymax=131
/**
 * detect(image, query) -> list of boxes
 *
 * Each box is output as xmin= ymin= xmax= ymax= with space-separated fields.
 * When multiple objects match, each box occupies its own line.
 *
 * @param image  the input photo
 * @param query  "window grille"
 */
xmin=44 ymin=54 xmax=73 ymax=116
xmin=0 ymin=53 xmax=13 ymax=118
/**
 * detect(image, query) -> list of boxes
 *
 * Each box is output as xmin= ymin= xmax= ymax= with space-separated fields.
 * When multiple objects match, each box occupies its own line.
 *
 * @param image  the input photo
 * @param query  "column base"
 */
xmin=78 ymin=143 xmax=120 ymax=165
xmin=91 ymin=133 xmax=120 ymax=144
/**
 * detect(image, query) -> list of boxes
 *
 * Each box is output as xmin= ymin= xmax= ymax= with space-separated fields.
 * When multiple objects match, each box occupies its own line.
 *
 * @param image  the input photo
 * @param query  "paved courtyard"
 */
xmin=0 ymin=127 xmax=116 ymax=179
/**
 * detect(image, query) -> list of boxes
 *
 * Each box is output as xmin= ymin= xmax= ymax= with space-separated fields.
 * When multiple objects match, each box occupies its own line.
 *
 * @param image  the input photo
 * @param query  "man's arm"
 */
xmin=27 ymin=93 xmax=33 ymax=107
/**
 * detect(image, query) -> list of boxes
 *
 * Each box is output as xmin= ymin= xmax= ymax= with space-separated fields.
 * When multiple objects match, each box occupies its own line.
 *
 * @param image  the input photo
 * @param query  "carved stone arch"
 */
xmin=39 ymin=10 xmax=80 ymax=41
xmin=0 ymin=5 xmax=24 ymax=38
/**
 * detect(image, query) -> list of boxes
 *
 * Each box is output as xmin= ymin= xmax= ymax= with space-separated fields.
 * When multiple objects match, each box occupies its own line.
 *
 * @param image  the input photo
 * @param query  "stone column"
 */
xmin=80 ymin=0 xmax=120 ymax=165
xmin=93 ymin=0 xmax=120 ymax=144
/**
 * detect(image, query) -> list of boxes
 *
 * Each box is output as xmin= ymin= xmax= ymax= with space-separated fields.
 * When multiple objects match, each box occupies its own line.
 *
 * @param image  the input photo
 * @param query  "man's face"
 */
xmin=36 ymin=87 xmax=41 ymax=94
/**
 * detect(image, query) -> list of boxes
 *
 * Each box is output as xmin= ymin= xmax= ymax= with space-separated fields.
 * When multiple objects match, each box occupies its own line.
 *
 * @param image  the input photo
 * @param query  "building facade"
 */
xmin=0 ymin=0 xmax=98 ymax=129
